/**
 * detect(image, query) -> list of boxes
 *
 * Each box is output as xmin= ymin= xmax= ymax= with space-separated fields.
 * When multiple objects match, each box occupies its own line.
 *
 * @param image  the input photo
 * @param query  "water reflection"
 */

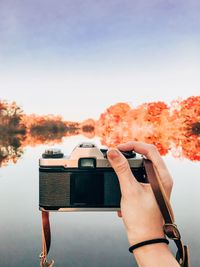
xmin=0 ymin=96 xmax=199 ymax=166
xmin=0 ymin=136 xmax=199 ymax=267
xmin=0 ymin=101 xmax=25 ymax=165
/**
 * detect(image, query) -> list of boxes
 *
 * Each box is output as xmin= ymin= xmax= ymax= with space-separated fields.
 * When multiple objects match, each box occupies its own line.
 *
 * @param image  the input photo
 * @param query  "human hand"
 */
xmin=107 ymin=141 xmax=173 ymax=246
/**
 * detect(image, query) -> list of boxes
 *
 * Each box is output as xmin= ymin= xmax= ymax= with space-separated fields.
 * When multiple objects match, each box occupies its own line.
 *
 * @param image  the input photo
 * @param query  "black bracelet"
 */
xmin=129 ymin=238 xmax=169 ymax=253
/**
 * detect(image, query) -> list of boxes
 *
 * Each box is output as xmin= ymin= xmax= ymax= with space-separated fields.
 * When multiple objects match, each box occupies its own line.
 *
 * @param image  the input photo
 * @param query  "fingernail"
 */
xmin=107 ymin=149 xmax=120 ymax=161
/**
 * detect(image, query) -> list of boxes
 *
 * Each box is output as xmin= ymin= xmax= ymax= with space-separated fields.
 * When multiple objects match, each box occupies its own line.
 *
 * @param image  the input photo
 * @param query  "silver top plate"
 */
xmin=39 ymin=156 xmax=143 ymax=168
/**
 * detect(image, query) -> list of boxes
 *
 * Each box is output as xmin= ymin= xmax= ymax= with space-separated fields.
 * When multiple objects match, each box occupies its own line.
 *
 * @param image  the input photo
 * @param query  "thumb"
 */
xmin=107 ymin=149 xmax=139 ymax=195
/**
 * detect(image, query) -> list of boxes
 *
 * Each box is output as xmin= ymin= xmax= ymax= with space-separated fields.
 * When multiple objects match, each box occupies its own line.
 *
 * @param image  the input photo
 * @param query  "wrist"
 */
xmin=129 ymin=238 xmax=169 ymax=253
xmin=133 ymin=243 xmax=179 ymax=267
xmin=127 ymin=231 xmax=165 ymax=246
xmin=133 ymin=242 xmax=169 ymax=256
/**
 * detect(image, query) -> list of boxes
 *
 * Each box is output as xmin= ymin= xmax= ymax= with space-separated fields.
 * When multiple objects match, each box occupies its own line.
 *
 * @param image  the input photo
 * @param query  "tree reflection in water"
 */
xmin=0 ymin=101 xmax=25 ymax=165
xmin=0 ymin=96 xmax=199 ymax=166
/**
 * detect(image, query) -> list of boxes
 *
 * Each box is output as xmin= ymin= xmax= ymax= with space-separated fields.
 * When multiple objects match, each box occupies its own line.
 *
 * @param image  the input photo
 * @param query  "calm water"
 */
xmin=0 ymin=136 xmax=199 ymax=267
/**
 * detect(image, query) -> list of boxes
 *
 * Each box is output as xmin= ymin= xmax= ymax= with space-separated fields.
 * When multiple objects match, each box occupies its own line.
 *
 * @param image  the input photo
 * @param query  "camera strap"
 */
xmin=40 ymin=211 xmax=54 ymax=267
xmin=39 ymin=160 xmax=190 ymax=267
xmin=143 ymin=159 xmax=190 ymax=267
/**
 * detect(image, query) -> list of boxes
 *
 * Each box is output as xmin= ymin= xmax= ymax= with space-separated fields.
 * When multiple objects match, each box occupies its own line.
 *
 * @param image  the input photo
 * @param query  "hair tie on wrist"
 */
xmin=129 ymin=238 xmax=169 ymax=253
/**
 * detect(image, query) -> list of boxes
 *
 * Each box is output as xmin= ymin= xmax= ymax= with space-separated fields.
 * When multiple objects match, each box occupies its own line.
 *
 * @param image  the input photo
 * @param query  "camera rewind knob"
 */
xmin=42 ymin=148 xmax=64 ymax=158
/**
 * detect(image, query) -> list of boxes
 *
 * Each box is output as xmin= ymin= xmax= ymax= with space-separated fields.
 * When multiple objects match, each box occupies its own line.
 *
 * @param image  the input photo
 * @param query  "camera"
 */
xmin=39 ymin=143 xmax=148 ymax=211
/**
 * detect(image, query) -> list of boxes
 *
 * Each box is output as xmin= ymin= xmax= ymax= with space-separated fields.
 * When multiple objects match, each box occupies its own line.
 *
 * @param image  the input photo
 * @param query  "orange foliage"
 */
xmin=91 ymin=97 xmax=200 ymax=160
xmin=21 ymin=114 xmax=80 ymax=147
xmin=0 ymin=96 xmax=199 ymax=166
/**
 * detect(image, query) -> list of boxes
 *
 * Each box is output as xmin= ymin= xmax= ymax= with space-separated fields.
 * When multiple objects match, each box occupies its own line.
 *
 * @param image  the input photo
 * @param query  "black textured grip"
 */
xmin=39 ymin=172 xmax=70 ymax=208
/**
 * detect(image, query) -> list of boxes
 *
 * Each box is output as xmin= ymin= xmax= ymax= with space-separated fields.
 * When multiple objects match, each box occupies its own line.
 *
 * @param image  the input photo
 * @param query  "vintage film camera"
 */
xmin=39 ymin=143 xmax=148 ymax=211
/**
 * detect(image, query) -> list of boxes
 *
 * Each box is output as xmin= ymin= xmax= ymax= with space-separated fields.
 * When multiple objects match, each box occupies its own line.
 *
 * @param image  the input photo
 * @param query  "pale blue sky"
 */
xmin=0 ymin=0 xmax=199 ymax=121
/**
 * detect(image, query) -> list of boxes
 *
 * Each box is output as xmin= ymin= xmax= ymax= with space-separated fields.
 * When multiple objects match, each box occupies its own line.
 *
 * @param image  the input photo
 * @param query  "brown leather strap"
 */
xmin=144 ymin=159 xmax=190 ymax=267
xmin=40 ymin=211 xmax=54 ymax=267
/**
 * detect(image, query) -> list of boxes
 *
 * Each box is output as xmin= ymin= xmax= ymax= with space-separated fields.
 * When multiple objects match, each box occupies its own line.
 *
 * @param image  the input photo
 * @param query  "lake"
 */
xmin=0 ymin=136 xmax=199 ymax=267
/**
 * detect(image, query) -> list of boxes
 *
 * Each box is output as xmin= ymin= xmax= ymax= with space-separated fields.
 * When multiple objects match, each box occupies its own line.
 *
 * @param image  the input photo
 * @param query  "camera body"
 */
xmin=39 ymin=143 xmax=148 ymax=211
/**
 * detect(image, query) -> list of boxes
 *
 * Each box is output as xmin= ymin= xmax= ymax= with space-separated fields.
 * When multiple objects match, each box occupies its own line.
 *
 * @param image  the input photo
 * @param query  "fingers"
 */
xmin=107 ymin=149 xmax=139 ymax=196
xmin=117 ymin=211 xmax=122 ymax=218
xmin=118 ymin=142 xmax=173 ymax=197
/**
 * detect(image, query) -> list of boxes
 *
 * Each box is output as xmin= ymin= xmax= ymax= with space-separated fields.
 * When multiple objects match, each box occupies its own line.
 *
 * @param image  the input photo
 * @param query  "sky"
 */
xmin=0 ymin=0 xmax=200 ymax=121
